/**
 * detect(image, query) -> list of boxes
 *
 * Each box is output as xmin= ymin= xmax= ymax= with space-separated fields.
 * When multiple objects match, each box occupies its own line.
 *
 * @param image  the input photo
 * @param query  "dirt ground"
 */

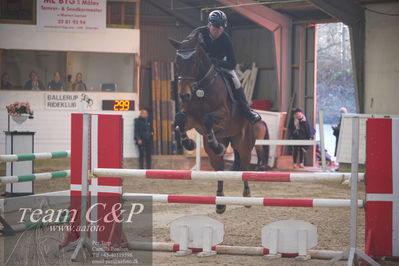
xmin=1 ymin=158 xmax=397 ymax=266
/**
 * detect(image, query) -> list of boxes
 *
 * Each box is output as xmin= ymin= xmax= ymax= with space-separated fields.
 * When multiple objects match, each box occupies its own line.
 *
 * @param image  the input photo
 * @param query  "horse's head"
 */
xmin=169 ymin=33 xmax=210 ymax=102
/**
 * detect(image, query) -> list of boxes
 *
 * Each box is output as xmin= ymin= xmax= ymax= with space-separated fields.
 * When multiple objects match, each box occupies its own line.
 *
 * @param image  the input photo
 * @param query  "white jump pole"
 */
xmin=0 ymin=150 xmax=70 ymax=162
xmin=122 ymin=193 xmax=363 ymax=208
xmin=0 ymin=170 xmax=71 ymax=184
xmin=128 ymin=241 xmax=347 ymax=260
xmin=93 ymin=168 xmax=364 ymax=183
xmin=191 ymin=132 xmax=201 ymax=171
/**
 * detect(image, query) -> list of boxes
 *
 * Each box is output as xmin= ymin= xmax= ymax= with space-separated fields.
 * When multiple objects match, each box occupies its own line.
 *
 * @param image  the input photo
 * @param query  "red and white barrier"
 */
xmin=93 ymin=169 xmax=364 ymax=183
xmin=128 ymin=241 xmax=346 ymax=260
xmin=365 ymin=118 xmax=399 ymax=258
xmin=66 ymin=114 xmax=399 ymax=260
xmin=122 ymin=193 xmax=363 ymax=208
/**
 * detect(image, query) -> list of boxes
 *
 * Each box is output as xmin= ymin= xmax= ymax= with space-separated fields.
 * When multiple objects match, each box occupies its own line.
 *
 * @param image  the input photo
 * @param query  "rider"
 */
xmin=189 ymin=10 xmax=261 ymax=124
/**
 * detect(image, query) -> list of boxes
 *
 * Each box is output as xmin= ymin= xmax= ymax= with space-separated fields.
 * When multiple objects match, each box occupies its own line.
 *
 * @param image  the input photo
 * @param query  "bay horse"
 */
xmin=169 ymin=32 xmax=254 ymax=214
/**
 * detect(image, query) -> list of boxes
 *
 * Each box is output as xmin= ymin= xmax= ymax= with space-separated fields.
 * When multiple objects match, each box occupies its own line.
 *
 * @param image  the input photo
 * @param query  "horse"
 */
xmin=254 ymin=120 xmax=270 ymax=171
xmin=169 ymin=32 xmax=255 ymax=214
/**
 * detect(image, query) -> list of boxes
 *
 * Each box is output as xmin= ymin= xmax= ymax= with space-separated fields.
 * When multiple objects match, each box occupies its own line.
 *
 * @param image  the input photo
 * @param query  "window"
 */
xmin=0 ymin=0 xmax=35 ymax=24
xmin=1 ymin=50 xmax=136 ymax=92
xmin=106 ymin=0 xmax=139 ymax=29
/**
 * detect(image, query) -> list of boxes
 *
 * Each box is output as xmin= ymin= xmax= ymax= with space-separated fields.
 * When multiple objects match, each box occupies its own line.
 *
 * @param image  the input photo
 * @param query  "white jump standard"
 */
xmin=93 ymin=169 xmax=364 ymax=183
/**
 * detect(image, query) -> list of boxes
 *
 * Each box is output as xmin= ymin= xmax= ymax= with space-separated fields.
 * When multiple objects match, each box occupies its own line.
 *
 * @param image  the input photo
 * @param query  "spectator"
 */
xmin=65 ymin=74 xmax=73 ymax=91
xmin=24 ymin=71 xmax=45 ymax=90
xmin=1 ymin=73 xmax=13 ymax=90
xmin=289 ymin=108 xmax=314 ymax=169
xmin=48 ymin=71 xmax=64 ymax=91
xmin=134 ymin=109 xmax=153 ymax=169
xmin=72 ymin=72 xmax=87 ymax=91
xmin=332 ymin=107 xmax=348 ymax=156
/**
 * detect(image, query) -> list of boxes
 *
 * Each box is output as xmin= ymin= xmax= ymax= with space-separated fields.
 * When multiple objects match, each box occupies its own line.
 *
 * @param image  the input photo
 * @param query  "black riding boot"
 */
xmin=234 ymin=87 xmax=261 ymax=124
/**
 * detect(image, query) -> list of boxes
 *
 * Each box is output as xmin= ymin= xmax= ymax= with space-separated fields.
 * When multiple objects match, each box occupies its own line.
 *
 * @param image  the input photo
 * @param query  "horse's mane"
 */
xmin=181 ymin=30 xmax=202 ymax=49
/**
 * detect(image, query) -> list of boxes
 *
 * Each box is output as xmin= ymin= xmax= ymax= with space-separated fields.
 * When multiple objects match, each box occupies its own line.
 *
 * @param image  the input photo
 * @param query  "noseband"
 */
xmin=176 ymin=48 xmax=218 ymax=98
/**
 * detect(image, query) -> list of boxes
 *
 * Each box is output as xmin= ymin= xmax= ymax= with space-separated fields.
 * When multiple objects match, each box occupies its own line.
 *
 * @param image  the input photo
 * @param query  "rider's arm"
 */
xmin=212 ymin=34 xmax=236 ymax=70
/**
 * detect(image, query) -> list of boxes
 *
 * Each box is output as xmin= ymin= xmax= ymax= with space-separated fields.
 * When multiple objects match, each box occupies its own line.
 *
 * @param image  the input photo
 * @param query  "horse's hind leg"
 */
xmin=231 ymin=126 xmax=255 ymax=205
xmin=232 ymin=149 xmax=251 ymax=198
xmin=175 ymin=112 xmax=196 ymax=151
xmin=203 ymin=136 xmax=228 ymax=214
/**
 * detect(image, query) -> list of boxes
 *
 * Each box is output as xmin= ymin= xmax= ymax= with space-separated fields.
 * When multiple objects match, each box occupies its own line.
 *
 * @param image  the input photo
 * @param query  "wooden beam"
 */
xmin=349 ymin=23 xmax=365 ymax=113
xmin=147 ymin=0 xmax=201 ymax=29
xmin=307 ymin=0 xmax=364 ymax=25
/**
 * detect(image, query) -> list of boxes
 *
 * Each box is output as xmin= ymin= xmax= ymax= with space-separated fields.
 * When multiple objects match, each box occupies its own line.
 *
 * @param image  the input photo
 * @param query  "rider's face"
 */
xmin=208 ymin=24 xmax=224 ymax=40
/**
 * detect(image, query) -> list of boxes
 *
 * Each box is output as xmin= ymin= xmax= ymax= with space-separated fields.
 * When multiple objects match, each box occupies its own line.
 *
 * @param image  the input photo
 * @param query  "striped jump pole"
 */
xmin=93 ymin=169 xmax=364 ymax=183
xmin=0 ymin=150 xmax=70 ymax=162
xmin=0 ymin=170 xmax=70 ymax=184
xmin=122 ymin=193 xmax=364 ymax=208
xmin=128 ymin=241 xmax=347 ymax=260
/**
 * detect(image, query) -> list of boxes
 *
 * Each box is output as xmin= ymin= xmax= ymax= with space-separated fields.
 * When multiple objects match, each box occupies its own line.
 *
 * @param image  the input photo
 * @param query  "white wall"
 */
xmin=364 ymin=2 xmax=399 ymax=114
xmin=0 ymin=24 xmax=139 ymax=54
xmin=0 ymin=91 xmax=140 ymax=158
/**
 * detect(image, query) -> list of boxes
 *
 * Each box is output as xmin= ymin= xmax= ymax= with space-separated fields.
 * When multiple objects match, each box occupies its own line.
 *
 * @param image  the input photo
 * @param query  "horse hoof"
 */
xmin=216 ymin=205 xmax=226 ymax=214
xmin=214 ymin=143 xmax=226 ymax=157
xmin=182 ymin=139 xmax=196 ymax=151
xmin=243 ymin=188 xmax=251 ymax=208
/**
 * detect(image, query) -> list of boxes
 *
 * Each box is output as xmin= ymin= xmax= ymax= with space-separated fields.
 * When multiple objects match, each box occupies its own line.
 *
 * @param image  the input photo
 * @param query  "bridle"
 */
xmin=176 ymin=48 xmax=199 ymax=81
xmin=176 ymin=48 xmax=218 ymax=97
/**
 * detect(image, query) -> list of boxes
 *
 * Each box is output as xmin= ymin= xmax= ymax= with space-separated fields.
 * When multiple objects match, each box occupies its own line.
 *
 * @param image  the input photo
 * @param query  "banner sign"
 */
xmin=45 ymin=93 xmax=96 ymax=110
xmin=37 ymin=0 xmax=106 ymax=33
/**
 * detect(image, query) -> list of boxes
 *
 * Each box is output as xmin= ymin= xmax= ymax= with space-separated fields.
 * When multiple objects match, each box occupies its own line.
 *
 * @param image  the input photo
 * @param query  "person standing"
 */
xmin=332 ymin=107 xmax=348 ymax=156
xmin=134 ymin=109 xmax=153 ymax=169
xmin=289 ymin=108 xmax=314 ymax=169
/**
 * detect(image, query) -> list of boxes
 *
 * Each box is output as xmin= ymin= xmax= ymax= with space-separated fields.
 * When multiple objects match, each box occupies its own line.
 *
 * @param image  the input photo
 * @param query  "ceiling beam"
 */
xmin=147 ymin=0 xmax=202 ymax=29
xmin=307 ymin=0 xmax=364 ymax=25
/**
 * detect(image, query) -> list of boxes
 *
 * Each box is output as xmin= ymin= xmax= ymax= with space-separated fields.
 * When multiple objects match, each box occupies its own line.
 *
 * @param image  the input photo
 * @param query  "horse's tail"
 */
xmin=262 ymin=121 xmax=270 ymax=169
xmin=254 ymin=120 xmax=269 ymax=170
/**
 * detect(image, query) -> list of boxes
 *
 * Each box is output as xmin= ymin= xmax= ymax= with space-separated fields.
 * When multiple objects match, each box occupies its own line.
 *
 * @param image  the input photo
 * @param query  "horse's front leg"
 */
xmin=175 ymin=112 xmax=196 ymax=151
xmin=203 ymin=112 xmax=225 ymax=156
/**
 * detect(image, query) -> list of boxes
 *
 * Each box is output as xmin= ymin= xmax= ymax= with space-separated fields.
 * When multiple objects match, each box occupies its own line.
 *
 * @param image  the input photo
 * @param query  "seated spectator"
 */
xmin=72 ymin=73 xmax=87 ymax=91
xmin=24 ymin=71 xmax=45 ymax=90
xmin=1 ymin=73 xmax=13 ymax=90
xmin=65 ymin=74 xmax=73 ymax=91
xmin=48 ymin=71 xmax=64 ymax=91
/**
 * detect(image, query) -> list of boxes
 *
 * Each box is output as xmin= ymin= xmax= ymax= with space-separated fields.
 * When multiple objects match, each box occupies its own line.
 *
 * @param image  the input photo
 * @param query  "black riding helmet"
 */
xmin=208 ymin=10 xmax=227 ymax=29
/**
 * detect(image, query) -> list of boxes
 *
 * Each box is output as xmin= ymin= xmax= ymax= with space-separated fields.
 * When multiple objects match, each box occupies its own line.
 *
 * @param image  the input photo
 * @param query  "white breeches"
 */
xmin=221 ymin=68 xmax=241 ymax=89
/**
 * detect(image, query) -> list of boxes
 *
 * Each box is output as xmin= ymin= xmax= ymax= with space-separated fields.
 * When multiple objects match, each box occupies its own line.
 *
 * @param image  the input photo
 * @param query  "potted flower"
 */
xmin=6 ymin=102 xmax=34 ymax=130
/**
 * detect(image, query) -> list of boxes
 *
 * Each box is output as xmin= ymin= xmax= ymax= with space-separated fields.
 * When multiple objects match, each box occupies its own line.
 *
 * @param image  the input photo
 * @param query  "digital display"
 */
xmin=102 ymin=100 xmax=135 ymax=111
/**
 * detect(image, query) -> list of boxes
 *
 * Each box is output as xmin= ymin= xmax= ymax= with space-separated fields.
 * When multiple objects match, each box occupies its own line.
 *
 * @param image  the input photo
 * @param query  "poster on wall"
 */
xmin=37 ymin=0 xmax=106 ymax=33
xmin=45 ymin=93 xmax=97 ymax=110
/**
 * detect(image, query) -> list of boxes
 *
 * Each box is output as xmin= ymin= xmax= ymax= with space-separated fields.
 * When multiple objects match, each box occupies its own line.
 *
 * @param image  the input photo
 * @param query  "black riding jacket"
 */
xmin=190 ymin=26 xmax=237 ymax=70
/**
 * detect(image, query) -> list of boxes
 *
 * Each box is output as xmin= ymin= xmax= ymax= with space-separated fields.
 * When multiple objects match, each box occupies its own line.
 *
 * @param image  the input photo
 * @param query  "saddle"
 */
xmin=216 ymin=68 xmax=236 ymax=104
